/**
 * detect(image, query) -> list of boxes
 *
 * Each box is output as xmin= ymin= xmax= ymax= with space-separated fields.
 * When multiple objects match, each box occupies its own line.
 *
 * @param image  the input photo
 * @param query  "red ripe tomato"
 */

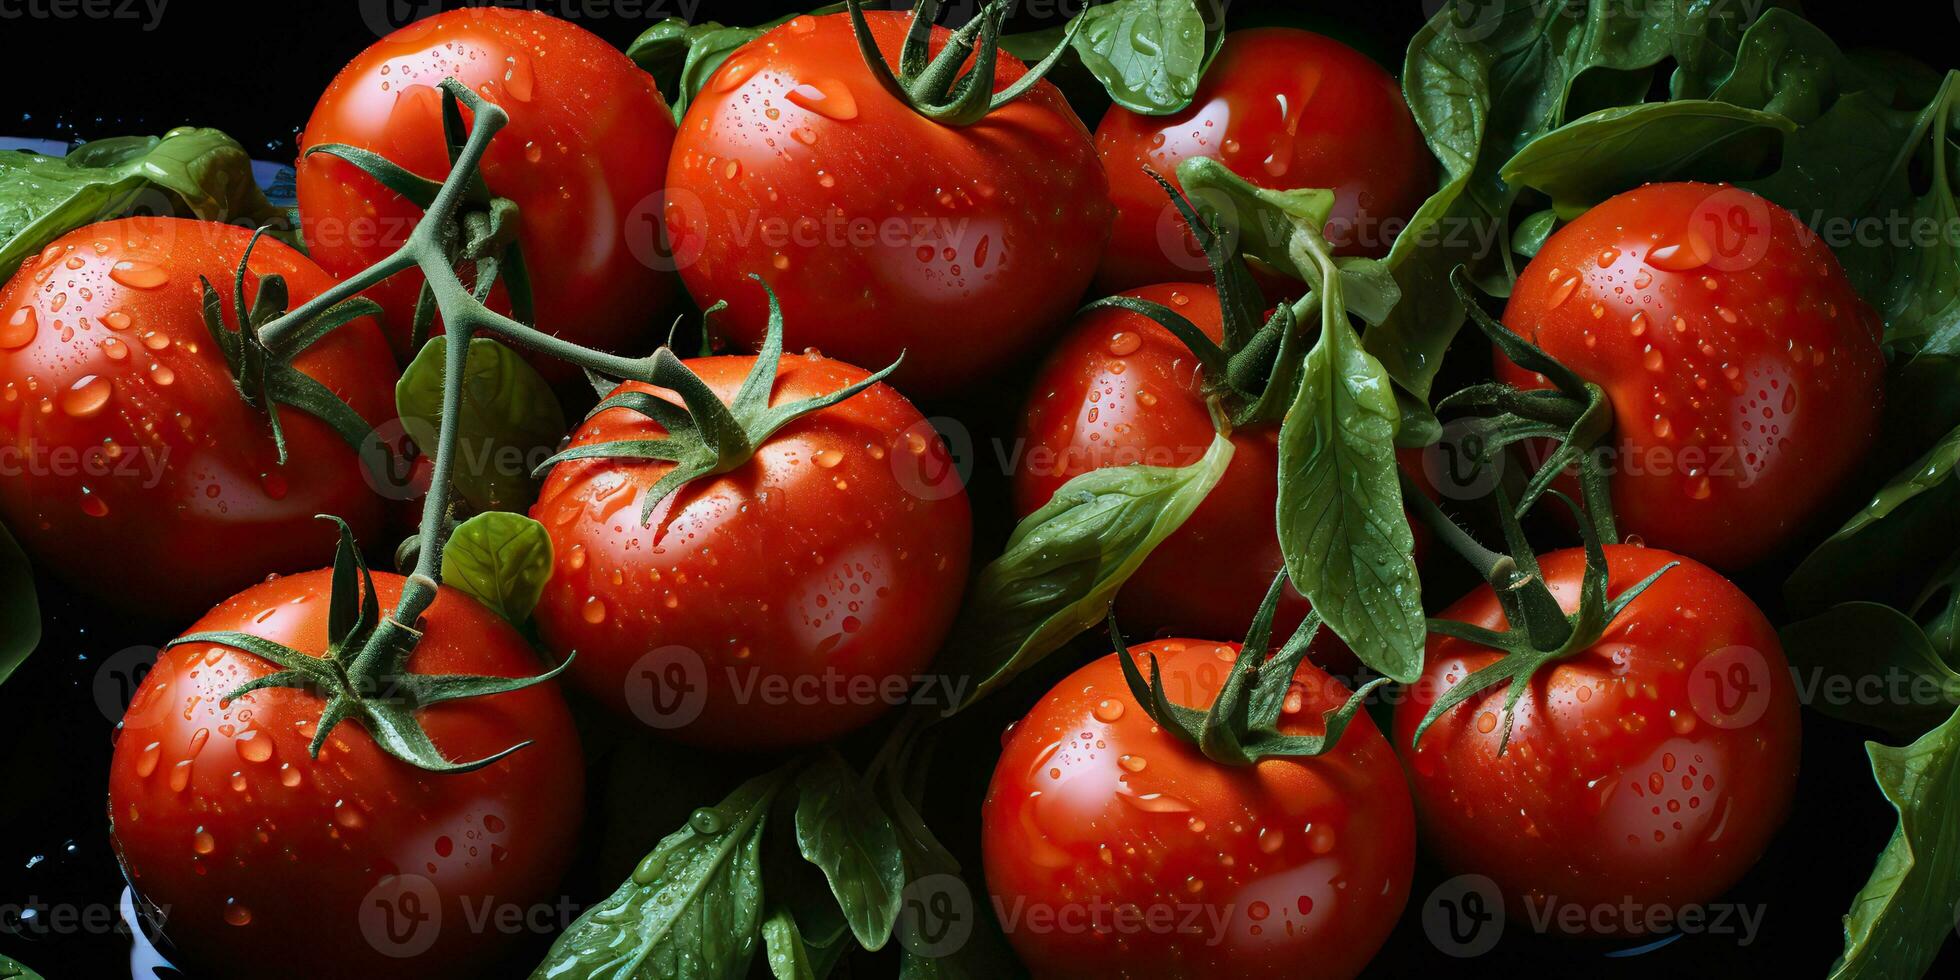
xmin=983 ymin=639 xmax=1414 ymax=979
xmin=1013 ymin=282 xmax=1426 ymax=651
xmin=0 ymin=217 xmax=394 ymax=619
xmin=297 ymin=8 xmax=676 ymax=371
xmin=1499 ymin=182 xmax=1885 ymax=569
xmin=1394 ymin=545 xmax=1800 ymax=924
xmin=1094 ymin=28 xmax=1435 ymax=293
xmin=107 ymin=570 xmax=583 ymax=979
xmin=664 ymin=11 xmax=1111 ymax=394
xmin=529 ymin=351 xmax=971 ymax=748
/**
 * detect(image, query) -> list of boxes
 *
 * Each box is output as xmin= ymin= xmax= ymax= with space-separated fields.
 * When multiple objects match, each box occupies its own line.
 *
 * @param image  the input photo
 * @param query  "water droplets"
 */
xmin=786 ymin=79 xmax=858 ymax=121
xmin=1 ymin=306 xmax=37 ymax=349
xmin=109 ymin=261 xmax=169 ymax=289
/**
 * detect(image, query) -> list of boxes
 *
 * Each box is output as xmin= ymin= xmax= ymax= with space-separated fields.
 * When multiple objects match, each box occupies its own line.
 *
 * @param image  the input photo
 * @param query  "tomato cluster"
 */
xmin=0 ymin=4 xmax=1912 ymax=979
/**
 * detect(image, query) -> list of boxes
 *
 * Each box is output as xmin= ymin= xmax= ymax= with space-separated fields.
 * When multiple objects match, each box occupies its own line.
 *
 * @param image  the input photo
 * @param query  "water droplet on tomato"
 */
xmin=787 ymin=79 xmax=858 ymax=120
xmin=61 ymin=375 xmax=111 ymax=418
xmin=0 ymin=306 xmax=37 ymax=349
xmin=109 ymin=261 xmax=169 ymax=289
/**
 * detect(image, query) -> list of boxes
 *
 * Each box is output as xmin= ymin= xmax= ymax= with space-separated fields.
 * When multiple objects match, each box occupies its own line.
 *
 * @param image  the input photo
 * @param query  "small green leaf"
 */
xmin=440 ymin=512 xmax=554 ymax=625
xmin=0 ymin=952 xmax=47 ymax=980
xmin=533 ymin=767 xmax=787 ymax=980
xmin=762 ymin=906 xmax=817 ymax=980
xmin=1782 ymin=603 xmax=1960 ymax=738
xmin=949 ymin=428 xmax=1234 ymax=710
xmin=1789 ymin=421 xmax=1960 ymax=613
xmin=1277 ymin=226 xmax=1423 ymax=684
xmin=396 ymin=335 xmax=566 ymax=514
xmin=0 ymin=523 xmax=39 ymax=689
xmin=793 ymin=752 xmax=905 ymax=950
xmin=0 ymin=127 xmax=291 ymax=274
xmin=1830 ymin=705 xmax=1960 ymax=978
xmin=1070 ymin=0 xmax=1209 ymax=115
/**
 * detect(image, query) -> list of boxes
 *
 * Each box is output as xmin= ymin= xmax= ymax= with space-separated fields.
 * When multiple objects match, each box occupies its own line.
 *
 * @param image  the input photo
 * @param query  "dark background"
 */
xmin=5 ymin=1 xmax=1960 ymax=978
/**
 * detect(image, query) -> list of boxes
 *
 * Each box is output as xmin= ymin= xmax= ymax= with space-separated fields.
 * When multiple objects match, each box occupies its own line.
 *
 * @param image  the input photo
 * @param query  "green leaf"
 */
xmin=762 ymin=905 xmax=817 ymax=980
xmin=948 ymin=428 xmax=1234 ymax=710
xmin=1500 ymin=100 xmax=1794 ymax=218
xmin=0 ymin=522 xmax=40 ymax=688
xmin=440 ymin=511 xmax=554 ymax=625
xmin=1831 ymin=705 xmax=1960 ymax=978
xmin=1782 ymin=603 xmax=1960 ymax=738
xmin=396 ymin=335 xmax=566 ymax=514
xmin=533 ymin=767 xmax=786 ymax=980
xmin=0 ymin=953 xmax=46 ymax=980
xmin=1069 ymin=0 xmax=1208 ymax=115
xmin=1789 ymin=421 xmax=1960 ymax=613
xmin=793 ymin=752 xmax=905 ymax=950
xmin=1701 ymin=8 xmax=1859 ymax=124
xmin=0 ymin=127 xmax=291 ymax=274
xmin=1277 ymin=231 xmax=1423 ymax=684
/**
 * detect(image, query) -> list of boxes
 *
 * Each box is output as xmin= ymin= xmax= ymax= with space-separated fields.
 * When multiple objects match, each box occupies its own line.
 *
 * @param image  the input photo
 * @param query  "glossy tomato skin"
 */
xmin=1394 ymin=546 xmax=1800 ymax=924
xmin=1014 ymin=283 xmax=1426 ymax=652
xmin=530 ymin=351 xmax=971 ymax=748
xmin=1499 ymin=182 xmax=1885 ymax=570
xmin=1094 ymin=28 xmax=1434 ymax=293
xmin=0 ymin=217 xmax=395 ymax=619
xmin=666 ymin=11 xmax=1112 ymax=394
xmin=983 ymin=640 xmax=1414 ymax=979
xmin=106 ymin=570 xmax=582 ymax=980
xmin=297 ymin=8 xmax=676 ymax=370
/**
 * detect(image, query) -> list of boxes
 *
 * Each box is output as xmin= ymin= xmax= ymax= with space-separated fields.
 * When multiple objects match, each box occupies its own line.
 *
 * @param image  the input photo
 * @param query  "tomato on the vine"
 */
xmin=297 ymin=8 xmax=677 ymax=369
xmin=1498 ymin=181 xmax=1885 ymax=569
xmin=664 ymin=10 xmax=1111 ymax=393
xmin=0 ymin=217 xmax=395 ymax=619
xmin=1014 ymin=282 xmax=1426 ymax=649
xmin=983 ymin=638 xmax=1414 ymax=979
xmin=530 ymin=341 xmax=971 ymax=749
xmin=1094 ymin=28 xmax=1435 ymax=292
xmin=107 ymin=569 xmax=583 ymax=979
xmin=1394 ymin=545 xmax=1800 ymax=923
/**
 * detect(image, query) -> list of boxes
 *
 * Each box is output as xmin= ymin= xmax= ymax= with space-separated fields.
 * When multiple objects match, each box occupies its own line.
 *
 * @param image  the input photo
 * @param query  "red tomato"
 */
xmin=530 ymin=351 xmax=971 ymax=748
xmin=107 ymin=570 xmax=583 ymax=979
xmin=983 ymin=639 xmax=1414 ymax=979
xmin=1013 ymin=283 xmax=1426 ymax=651
xmin=664 ymin=10 xmax=1112 ymax=394
xmin=0 ymin=217 xmax=394 ymax=619
xmin=1094 ymin=28 xmax=1435 ymax=293
xmin=1394 ymin=545 xmax=1800 ymax=925
xmin=1498 ymin=182 xmax=1885 ymax=569
xmin=297 ymin=8 xmax=676 ymax=372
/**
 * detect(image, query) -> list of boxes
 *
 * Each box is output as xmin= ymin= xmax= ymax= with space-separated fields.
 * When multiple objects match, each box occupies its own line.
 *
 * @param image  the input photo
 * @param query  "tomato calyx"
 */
xmin=193 ymin=227 xmax=385 ymax=469
xmin=164 ymin=516 xmax=571 ymax=773
xmin=1086 ymin=172 xmax=1306 ymax=430
xmin=1404 ymin=478 xmax=1676 ymax=754
xmin=1111 ymin=571 xmax=1388 ymax=765
xmin=1438 ymin=266 xmax=1620 ymax=538
xmin=534 ymin=274 xmax=901 ymax=526
xmin=843 ymin=0 xmax=1080 ymax=126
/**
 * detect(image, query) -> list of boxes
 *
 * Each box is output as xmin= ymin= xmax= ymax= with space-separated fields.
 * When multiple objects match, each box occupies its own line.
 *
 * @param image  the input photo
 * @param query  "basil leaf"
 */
xmin=396 ymin=335 xmax=565 ymax=514
xmin=0 ymin=522 xmax=38 ymax=688
xmin=948 ymin=429 xmax=1234 ymax=710
xmin=533 ymin=767 xmax=786 ymax=980
xmin=794 ymin=752 xmax=905 ymax=950
xmin=762 ymin=905 xmax=820 ymax=980
xmin=1501 ymin=101 xmax=1794 ymax=218
xmin=1782 ymin=603 xmax=1960 ymax=738
xmin=1831 ymin=705 xmax=1960 ymax=979
xmin=0 ymin=127 xmax=289 ymax=274
xmin=1070 ymin=0 xmax=1208 ymax=115
xmin=1278 ymin=224 xmax=1422 ymax=684
xmin=1513 ymin=208 xmax=1558 ymax=258
xmin=1703 ymin=8 xmax=1858 ymax=124
xmin=1789 ymin=421 xmax=1960 ymax=613
xmin=0 ymin=953 xmax=46 ymax=980
xmin=439 ymin=511 xmax=554 ymax=626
